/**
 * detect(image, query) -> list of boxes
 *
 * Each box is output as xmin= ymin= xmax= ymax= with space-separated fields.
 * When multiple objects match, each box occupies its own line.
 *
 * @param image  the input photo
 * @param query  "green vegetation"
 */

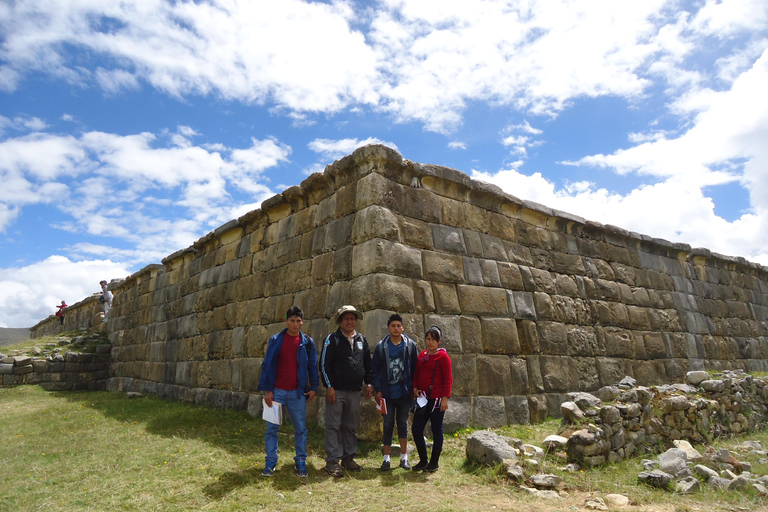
xmin=2 ymin=386 xmax=768 ymax=511
xmin=0 ymin=331 xmax=109 ymax=358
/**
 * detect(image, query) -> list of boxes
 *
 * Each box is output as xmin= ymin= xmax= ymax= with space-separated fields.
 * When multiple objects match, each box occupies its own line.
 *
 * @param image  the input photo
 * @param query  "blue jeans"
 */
xmin=265 ymin=388 xmax=307 ymax=466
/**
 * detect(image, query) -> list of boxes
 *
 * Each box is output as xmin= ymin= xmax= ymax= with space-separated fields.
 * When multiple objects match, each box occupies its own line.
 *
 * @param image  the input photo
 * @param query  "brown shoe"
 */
xmin=324 ymin=461 xmax=344 ymax=478
xmin=342 ymin=458 xmax=362 ymax=472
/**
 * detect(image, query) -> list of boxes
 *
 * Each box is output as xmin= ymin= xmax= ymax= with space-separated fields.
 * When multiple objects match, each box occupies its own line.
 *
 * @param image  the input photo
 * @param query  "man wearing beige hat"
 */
xmin=319 ymin=305 xmax=373 ymax=477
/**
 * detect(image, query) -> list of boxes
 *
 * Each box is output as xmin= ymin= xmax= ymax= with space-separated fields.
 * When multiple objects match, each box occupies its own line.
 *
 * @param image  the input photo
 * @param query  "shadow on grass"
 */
xmin=57 ymin=390 xmax=450 ymax=495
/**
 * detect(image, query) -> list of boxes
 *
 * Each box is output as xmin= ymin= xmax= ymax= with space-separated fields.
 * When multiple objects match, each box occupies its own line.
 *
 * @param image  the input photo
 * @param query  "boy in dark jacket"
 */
xmin=320 ymin=305 xmax=372 ymax=477
xmin=258 ymin=306 xmax=319 ymax=478
xmin=371 ymin=313 xmax=418 ymax=471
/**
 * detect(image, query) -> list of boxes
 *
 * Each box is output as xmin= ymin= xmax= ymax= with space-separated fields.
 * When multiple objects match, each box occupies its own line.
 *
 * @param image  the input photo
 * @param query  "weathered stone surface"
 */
xmin=457 ymin=285 xmax=509 ymax=316
xmin=542 ymin=435 xmax=568 ymax=451
xmin=637 ymin=469 xmax=673 ymax=489
xmin=503 ymin=459 xmax=525 ymax=482
xmin=529 ymin=474 xmax=563 ymax=489
xmin=658 ymin=448 xmax=688 ymax=477
xmin=561 ymin=401 xmax=584 ymax=422
xmin=476 ymin=355 xmax=512 ymax=395
xmin=676 ymin=476 xmax=700 ymax=494
xmin=480 ymin=317 xmax=520 ymax=354
xmin=472 ymin=396 xmax=507 ymax=428
xmin=466 ymin=430 xmax=517 ymax=465
xmin=504 ymin=395 xmax=530 ymax=425
xmin=694 ymin=464 xmax=718 ymax=480
xmin=685 ymin=370 xmax=709 ymax=385
xmin=443 ymin=397 xmax=471 ymax=432
xmin=673 ymin=440 xmax=703 ymax=462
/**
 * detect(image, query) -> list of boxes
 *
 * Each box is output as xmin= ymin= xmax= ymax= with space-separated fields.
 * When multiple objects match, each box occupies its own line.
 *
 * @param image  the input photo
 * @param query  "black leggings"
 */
xmin=411 ymin=399 xmax=445 ymax=466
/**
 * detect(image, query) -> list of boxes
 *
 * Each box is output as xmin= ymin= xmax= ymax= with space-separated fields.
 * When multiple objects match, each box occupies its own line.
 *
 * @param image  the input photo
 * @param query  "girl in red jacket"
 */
xmin=411 ymin=325 xmax=453 ymax=472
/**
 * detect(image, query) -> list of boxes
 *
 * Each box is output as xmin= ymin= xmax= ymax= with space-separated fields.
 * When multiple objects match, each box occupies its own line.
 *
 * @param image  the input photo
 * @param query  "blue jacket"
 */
xmin=371 ymin=333 xmax=418 ymax=399
xmin=258 ymin=329 xmax=319 ymax=398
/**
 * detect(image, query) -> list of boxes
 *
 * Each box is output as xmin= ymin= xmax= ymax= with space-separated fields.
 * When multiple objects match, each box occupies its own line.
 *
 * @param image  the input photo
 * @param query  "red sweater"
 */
xmin=413 ymin=348 xmax=452 ymax=399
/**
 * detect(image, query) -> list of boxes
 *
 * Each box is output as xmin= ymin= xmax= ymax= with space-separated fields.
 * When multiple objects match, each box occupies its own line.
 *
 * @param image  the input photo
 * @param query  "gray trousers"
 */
xmin=324 ymin=389 xmax=361 ymax=462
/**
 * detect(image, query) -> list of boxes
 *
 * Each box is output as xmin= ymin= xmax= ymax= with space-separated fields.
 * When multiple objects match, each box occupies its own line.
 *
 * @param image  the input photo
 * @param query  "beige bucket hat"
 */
xmin=336 ymin=305 xmax=362 ymax=323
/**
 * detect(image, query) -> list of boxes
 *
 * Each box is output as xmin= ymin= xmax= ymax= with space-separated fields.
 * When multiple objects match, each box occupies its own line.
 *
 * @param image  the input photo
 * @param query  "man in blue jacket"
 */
xmin=258 ymin=306 xmax=319 ymax=478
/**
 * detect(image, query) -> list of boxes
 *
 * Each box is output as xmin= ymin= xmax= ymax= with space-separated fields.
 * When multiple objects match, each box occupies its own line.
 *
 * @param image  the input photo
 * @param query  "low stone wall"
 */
xmin=0 ymin=347 xmax=111 ymax=391
xmin=563 ymin=371 xmax=768 ymax=467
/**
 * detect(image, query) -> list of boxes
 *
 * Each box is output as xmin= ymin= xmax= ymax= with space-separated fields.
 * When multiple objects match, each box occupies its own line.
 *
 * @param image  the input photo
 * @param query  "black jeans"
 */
xmin=411 ymin=398 xmax=445 ymax=466
xmin=382 ymin=396 xmax=411 ymax=445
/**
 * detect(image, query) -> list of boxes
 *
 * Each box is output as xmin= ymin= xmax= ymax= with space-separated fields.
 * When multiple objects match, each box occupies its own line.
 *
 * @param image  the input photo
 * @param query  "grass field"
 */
xmin=2 ymin=385 xmax=768 ymax=512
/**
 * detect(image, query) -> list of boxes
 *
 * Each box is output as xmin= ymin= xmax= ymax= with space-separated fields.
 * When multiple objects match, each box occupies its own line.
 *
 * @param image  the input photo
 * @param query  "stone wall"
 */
xmin=0 ymin=349 xmax=110 ymax=390
xmin=31 ymin=294 xmax=111 ymax=338
xmin=563 ymin=370 xmax=768 ymax=467
xmin=30 ymin=145 xmax=768 ymax=428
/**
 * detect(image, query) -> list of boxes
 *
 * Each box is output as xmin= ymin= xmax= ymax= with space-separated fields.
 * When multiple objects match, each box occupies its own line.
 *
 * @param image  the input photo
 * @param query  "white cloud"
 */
xmin=0 ymin=127 xmax=289 ymax=267
xmin=307 ymin=137 xmax=398 ymax=161
xmin=448 ymin=141 xmax=466 ymax=150
xmin=0 ymin=0 xmax=380 ymax=112
xmin=472 ymin=167 xmax=768 ymax=264
xmin=94 ymin=67 xmax=140 ymax=94
xmin=0 ymin=256 xmax=131 ymax=328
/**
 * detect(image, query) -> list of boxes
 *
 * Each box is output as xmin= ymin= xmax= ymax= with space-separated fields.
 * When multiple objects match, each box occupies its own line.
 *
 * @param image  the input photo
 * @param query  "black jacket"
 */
xmin=319 ymin=328 xmax=372 ymax=391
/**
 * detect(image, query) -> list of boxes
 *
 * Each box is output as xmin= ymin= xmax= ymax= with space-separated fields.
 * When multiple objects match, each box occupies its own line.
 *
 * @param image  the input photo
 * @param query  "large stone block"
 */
xmin=443 ymin=396 xmax=471 ymax=432
xmin=539 ymin=355 xmax=578 ymax=392
xmin=450 ymin=355 xmax=478 ymax=396
xmin=423 ymin=251 xmax=465 ymax=283
xmin=480 ymin=317 xmax=520 ymax=354
xmin=398 ymin=216 xmax=433 ymax=250
xmin=459 ymin=315 xmax=483 ymax=353
xmin=476 ymin=355 xmax=513 ymax=395
xmin=348 ymin=274 xmax=415 ymax=312
xmin=571 ymin=357 xmax=600 ymax=391
xmin=498 ymin=262 xmax=525 ymax=291
xmin=526 ymin=355 xmax=544 ymax=393
xmin=457 ymin=285 xmax=509 ymax=316
xmin=352 ymin=238 xmax=423 ymax=279
xmin=431 ymin=225 xmax=467 ymax=254
xmin=351 ymin=205 xmax=400 ymax=244
xmin=472 ymin=396 xmax=508 ymax=428
xmin=509 ymin=357 xmax=529 ymax=394
xmin=504 ymin=395 xmax=530 ymax=425
xmin=538 ymin=321 xmax=568 ymax=354
xmin=567 ymin=326 xmax=598 ymax=356
xmin=596 ymin=357 xmax=631 ymax=388
xmin=432 ymin=283 xmax=461 ymax=314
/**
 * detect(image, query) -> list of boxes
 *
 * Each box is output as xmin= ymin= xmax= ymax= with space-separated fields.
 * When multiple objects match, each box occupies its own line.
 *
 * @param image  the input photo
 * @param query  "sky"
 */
xmin=1 ymin=0 xmax=767 ymax=328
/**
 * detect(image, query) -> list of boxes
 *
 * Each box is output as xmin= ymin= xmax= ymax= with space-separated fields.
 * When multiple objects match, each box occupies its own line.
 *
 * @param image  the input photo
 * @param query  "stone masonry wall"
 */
xmin=0 ymin=349 xmax=110 ymax=390
xmin=31 ymin=295 xmax=104 ymax=338
xmin=30 ymin=145 xmax=768 ymax=430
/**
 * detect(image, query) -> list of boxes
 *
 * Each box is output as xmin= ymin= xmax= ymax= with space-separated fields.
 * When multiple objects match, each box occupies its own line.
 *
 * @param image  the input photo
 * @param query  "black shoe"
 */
xmin=342 ymin=458 xmax=362 ymax=472
xmin=379 ymin=460 xmax=391 ymax=471
xmin=324 ymin=462 xmax=344 ymax=478
xmin=412 ymin=460 xmax=428 ymax=471
xmin=400 ymin=459 xmax=411 ymax=470
xmin=424 ymin=463 xmax=439 ymax=473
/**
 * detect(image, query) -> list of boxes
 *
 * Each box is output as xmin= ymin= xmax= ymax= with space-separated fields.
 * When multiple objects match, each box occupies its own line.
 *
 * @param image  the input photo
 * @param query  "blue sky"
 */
xmin=1 ymin=0 xmax=767 ymax=327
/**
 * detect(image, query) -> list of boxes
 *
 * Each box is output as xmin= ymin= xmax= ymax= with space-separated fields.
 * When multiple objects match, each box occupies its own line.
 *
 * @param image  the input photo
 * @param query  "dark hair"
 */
xmin=286 ymin=306 xmax=304 ymax=320
xmin=387 ymin=313 xmax=403 ymax=326
xmin=425 ymin=325 xmax=442 ymax=341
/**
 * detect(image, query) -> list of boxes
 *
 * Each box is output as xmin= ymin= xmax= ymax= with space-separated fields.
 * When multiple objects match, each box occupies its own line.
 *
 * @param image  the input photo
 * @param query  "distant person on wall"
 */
xmin=258 ymin=306 xmax=319 ymax=478
xmin=411 ymin=325 xmax=453 ymax=473
xmin=99 ymin=280 xmax=113 ymax=321
xmin=371 ymin=312 xmax=418 ymax=471
xmin=55 ymin=300 xmax=67 ymax=325
xmin=319 ymin=305 xmax=373 ymax=477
